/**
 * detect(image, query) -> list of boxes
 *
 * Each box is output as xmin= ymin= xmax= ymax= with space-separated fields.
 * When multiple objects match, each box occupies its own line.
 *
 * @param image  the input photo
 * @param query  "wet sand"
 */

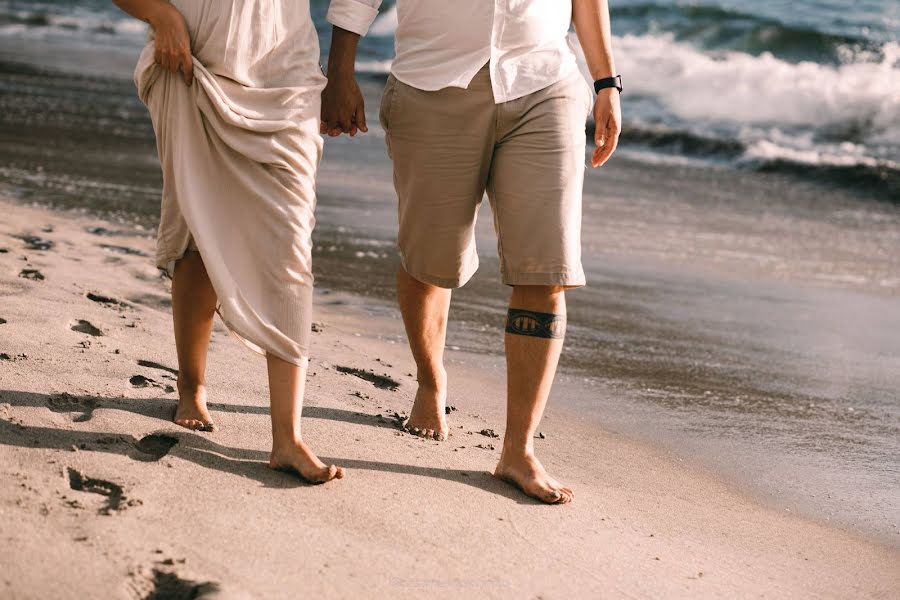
xmin=2 ymin=56 xmax=899 ymax=544
xmin=2 ymin=198 xmax=900 ymax=598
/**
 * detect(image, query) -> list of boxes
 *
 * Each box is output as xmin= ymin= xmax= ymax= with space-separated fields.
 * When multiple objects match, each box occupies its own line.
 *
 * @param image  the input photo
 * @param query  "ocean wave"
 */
xmin=0 ymin=4 xmax=145 ymax=40
xmin=611 ymin=32 xmax=900 ymax=153
xmin=364 ymin=1 xmax=891 ymax=64
xmin=580 ymin=31 xmax=900 ymax=198
xmin=609 ymin=2 xmax=887 ymax=64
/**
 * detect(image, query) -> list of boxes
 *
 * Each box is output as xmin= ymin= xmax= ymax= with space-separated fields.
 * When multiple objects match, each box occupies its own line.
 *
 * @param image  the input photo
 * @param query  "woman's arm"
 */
xmin=572 ymin=0 xmax=621 ymax=167
xmin=112 ymin=0 xmax=194 ymax=86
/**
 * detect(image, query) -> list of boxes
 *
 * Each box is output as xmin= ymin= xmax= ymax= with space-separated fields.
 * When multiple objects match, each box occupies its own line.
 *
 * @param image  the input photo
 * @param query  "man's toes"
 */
xmin=433 ymin=431 xmax=446 ymax=441
xmin=317 ymin=464 xmax=345 ymax=483
xmin=322 ymin=464 xmax=338 ymax=482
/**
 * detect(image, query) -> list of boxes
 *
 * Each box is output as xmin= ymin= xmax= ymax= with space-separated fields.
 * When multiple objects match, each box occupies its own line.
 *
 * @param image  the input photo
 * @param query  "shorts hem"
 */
xmin=502 ymin=271 xmax=586 ymax=288
xmin=400 ymin=257 xmax=478 ymax=290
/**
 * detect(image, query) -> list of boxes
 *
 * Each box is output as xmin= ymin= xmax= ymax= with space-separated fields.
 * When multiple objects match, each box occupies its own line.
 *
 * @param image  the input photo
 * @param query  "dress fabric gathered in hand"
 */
xmin=135 ymin=0 xmax=326 ymax=366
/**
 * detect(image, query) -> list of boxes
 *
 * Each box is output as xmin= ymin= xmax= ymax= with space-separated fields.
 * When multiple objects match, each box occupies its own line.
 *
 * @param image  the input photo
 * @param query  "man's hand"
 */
xmin=591 ymin=88 xmax=621 ymax=168
xmin=321 ymin=27 xmax=367 ymax=137
xmin=321 ymin=74 xmax=367 ymax=137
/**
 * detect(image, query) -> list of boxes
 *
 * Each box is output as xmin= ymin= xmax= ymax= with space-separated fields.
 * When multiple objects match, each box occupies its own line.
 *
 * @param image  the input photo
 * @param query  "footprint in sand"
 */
xmin=66 ymin=468 xmax=127 ymax=515
xmin=131 ymin=434 xmax=179 ymax=462
xmin=129 ymin=293 xmax=172 ymax=309
xmin=85 ymin=226 xmax=126 ymax=237
xmin=71 ymin=320 xmax=103 ymax=336
xmin=19 ymin=268 xmax=45 ymax=281
xmin=99 ymin=243 xmax=149 ymax=258
xmin=87 ymin=292 xmax=129 ymax=309
xmin=137 ymin=359 xmax=179 ymax=377
xmin=335 ymin=366 xmax=400 ymax=391
xmin=130 ymin=375 xmax=176 ymax=394
xmin=130 ymin=568 xmax=222 ymax=600
xmin=47 ymin=393 xmax=98 ymax=423
xmin=15 ymin=234 xmax=54 ymax=251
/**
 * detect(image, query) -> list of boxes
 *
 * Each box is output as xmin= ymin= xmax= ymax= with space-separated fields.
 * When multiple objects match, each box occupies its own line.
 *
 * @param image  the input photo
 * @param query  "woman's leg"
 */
xmin=171 ymin=251 xmax=217 ymax=430
xmin=266 ymin=354 xmax=344 ymax=483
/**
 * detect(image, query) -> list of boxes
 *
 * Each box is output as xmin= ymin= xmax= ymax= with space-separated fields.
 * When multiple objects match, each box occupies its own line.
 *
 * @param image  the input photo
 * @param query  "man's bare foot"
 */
xmin=403 ymin=370 xmax=449 ymax=440
xmin=268 ymin=439 xmax=345 ymax=484
xmin=174 ymin=379 xmax=216 ymax=432
xmin=494 ymin=450 xmax=573 ymax=504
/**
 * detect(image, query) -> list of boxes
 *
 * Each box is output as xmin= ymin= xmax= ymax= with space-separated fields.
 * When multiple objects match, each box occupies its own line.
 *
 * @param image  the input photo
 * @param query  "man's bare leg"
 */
xmin=396 ymin=267 xmax=451 ymax=440
xmin=267 ymin=354 xmax=344 ymax=483
xmin=171 ymin=251 xmax=217 ymax=431
xmin=494 ymin=285 xmax=574 ymax=504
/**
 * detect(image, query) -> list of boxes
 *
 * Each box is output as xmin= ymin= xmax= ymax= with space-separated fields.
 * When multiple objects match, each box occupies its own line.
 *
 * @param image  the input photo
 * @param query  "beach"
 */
xmin=2 ymin=0 xmax=900 ymax=596
xmin=2 ymin=197 xmax=899 ymax=599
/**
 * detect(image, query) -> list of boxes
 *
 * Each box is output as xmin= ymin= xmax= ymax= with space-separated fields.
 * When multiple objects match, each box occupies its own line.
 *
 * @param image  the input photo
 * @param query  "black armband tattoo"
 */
xmin=505 ymin=308 xmax=567 ymax=339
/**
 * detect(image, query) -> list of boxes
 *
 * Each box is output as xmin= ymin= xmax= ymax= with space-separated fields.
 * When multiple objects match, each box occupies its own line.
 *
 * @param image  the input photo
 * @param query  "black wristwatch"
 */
xmin=594 ymin=75 xmax=623 ymax=94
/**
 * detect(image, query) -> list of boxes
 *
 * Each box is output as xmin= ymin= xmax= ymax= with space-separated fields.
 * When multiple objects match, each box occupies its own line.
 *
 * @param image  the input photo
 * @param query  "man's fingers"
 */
xmin=355 ymin=104 xmax=368 ymax=133
xmin=593 ymin=130 xmax=619 ymax=167
xmin=337 ymin=115 xmax=354 ymax=135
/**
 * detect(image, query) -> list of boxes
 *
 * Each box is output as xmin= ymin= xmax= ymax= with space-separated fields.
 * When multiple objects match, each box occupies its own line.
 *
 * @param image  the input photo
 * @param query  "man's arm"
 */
xmin=321 ymin=1 xmax=382 ymax=137
xmin=572 ymin=0 xmax=621 ymax=167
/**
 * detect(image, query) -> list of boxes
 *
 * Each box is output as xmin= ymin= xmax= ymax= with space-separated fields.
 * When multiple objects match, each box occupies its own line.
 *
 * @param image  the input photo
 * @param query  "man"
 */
xmin=322 ymin=0 xmax=621 ymax=504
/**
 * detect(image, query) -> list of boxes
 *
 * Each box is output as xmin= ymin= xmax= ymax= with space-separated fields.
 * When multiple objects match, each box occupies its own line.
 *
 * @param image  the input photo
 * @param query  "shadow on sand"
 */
xmin=0 ymin=390 xmax=534 ymax=503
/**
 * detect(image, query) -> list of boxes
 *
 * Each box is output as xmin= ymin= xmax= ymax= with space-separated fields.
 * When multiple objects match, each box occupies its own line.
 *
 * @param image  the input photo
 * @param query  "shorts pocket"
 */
xmin=379 ymin=75 xmax=398 ymax=157
xmin=582 ymin=77 xmax=595 ymax=117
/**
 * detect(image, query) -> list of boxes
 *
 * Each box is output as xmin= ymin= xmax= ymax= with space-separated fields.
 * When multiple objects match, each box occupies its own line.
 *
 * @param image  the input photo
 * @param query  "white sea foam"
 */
xmin=613 ymin=33 xmax=900 ymax=139
xmin=569 ymin=32 xmax=900 ymax=173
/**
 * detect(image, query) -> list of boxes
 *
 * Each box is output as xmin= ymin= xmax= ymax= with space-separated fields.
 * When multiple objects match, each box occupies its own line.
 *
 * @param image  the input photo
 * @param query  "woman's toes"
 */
xmin=333 ymin=466 xmax=345 ymax=479
xmin=543 ymin=488 xmax=563 ymax=503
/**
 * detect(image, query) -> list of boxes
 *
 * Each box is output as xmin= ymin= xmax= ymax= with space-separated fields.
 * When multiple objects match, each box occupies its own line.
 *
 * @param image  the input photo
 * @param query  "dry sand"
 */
xmin=1 ymin=197 xmax=898 ymax=599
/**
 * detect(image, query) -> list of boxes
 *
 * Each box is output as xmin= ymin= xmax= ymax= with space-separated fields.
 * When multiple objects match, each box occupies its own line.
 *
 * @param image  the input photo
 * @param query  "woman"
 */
xmin=113 ymin=0 xmax=343 ymax=483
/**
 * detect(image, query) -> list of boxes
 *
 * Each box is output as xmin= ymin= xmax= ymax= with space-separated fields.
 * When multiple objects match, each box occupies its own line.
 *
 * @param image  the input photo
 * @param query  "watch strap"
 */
xmin=594 ymin=75 xmax=623 ymax=94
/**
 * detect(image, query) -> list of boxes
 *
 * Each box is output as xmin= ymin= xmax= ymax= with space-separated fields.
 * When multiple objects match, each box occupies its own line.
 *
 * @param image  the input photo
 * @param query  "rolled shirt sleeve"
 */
xmin=326 ymin=0 xmax=382 ymax=37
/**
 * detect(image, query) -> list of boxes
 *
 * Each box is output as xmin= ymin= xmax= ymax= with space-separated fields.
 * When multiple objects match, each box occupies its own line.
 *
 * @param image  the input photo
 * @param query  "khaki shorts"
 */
xmin=379 ymin=66 xmax=593 ymax=288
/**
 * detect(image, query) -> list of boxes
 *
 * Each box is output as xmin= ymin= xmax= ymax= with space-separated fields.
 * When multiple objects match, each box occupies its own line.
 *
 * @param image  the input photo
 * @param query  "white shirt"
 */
xmin=326 ymin=0 xmax=579 ymax=103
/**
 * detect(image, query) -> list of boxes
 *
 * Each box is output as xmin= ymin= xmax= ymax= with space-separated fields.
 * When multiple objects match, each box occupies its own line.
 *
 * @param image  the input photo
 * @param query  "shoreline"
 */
xmin=1 ymin=198 xmax=899 ymax=598
xmin=2 ymin=51 xmax=899 ymax=544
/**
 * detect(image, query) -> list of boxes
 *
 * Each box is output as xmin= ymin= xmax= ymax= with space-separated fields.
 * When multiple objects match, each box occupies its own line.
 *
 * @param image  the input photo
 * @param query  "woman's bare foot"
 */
xmin=174 ymin=379 xmax=216 ymax=432
xmin=494 ymin=450 xmax=573 ymax=504
xmin=403 ymin=369 xmax=449 ymax=440
xmin=269 ymin=439 xmax=345 ymax=484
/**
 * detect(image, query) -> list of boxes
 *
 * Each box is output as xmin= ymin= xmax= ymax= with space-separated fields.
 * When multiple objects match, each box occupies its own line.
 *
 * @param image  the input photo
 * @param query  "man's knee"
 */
xmin=511 ymin=284 xmax=566 ymax=302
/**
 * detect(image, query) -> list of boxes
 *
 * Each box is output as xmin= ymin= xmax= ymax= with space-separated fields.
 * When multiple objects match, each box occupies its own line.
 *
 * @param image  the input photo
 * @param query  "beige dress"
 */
xmin=134 ymin=0 xmax=327 ymax=366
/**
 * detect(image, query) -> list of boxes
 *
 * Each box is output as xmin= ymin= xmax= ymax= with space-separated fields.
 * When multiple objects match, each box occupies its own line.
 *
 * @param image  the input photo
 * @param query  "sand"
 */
xmin=1 ymin=196 xmax=898 ymax=599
